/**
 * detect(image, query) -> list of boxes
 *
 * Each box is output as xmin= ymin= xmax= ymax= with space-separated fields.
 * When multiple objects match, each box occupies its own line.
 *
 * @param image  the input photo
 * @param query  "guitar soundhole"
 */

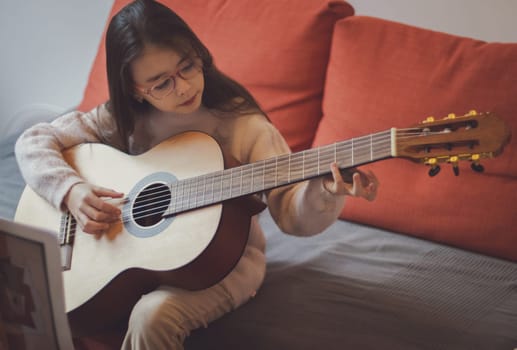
xmin=133 ymin=182 xmax=171 ymax=227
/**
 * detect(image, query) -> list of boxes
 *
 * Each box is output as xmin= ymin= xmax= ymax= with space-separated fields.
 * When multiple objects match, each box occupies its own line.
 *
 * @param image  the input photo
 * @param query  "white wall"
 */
xmin=0 ymin=1 xmax=114 ymax=136
xmin=1 ymin=0 xmax=516 ymax=136
xmin=348 ymin=0 xmax=517 ymax=43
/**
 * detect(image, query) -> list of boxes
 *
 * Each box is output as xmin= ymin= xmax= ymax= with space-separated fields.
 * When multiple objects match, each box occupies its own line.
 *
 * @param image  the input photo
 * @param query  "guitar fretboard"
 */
xmin=164 ymin=129 xmax=394 ymax=216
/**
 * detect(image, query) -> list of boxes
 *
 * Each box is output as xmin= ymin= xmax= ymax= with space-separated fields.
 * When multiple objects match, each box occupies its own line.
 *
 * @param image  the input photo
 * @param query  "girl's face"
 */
xmin=131 ymin=44 xmax=204 ymax=114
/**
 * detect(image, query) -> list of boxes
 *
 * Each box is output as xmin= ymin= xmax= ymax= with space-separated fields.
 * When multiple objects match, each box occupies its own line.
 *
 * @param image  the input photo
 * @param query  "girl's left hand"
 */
xmin=323 ymin=162 xmax=379 ymax=201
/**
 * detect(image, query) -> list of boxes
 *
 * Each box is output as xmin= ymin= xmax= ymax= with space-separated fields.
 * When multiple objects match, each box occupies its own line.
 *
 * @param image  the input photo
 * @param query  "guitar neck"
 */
xmin=164 ymin=129 xmax=395 ymax=216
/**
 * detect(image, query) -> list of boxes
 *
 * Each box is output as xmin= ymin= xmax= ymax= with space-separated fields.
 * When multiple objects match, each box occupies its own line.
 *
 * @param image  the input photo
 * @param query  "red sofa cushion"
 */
xmin=78 ymin=0 xmax=353 ymax=151
xmin=313 ymin=16 xmax=517 ymax=261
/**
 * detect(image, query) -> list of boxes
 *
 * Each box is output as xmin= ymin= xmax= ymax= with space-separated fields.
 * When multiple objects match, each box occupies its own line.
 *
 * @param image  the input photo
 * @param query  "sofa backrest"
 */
xmin=314 ymin=16 xmax=517 ymax=261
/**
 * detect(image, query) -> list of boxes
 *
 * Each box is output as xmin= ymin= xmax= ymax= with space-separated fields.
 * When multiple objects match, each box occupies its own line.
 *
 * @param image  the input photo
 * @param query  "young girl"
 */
xmin=15 ymin=0 xmax=378 ymax=349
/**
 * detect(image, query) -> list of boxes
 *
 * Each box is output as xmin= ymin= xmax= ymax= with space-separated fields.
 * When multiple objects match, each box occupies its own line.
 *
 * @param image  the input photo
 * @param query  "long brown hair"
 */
xmin=105 ymin=0 xmax=264 ymax=151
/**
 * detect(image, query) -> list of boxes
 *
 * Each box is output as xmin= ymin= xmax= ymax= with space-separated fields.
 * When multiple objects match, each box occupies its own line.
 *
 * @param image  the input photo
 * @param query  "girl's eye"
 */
xmin=180 ymin=61 xmax=195 ymax=74
xmin=153 ymin=77 xmax=174 ymax=91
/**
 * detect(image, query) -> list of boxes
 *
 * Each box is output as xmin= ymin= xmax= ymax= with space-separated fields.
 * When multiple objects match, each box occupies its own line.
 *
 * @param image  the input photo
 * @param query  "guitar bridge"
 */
xmin=59 ymin=212 xmax=75 ymax=271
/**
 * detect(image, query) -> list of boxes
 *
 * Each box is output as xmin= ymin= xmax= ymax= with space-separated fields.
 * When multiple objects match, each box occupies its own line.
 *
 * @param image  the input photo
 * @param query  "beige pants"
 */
xmin=121 ymin=246 xmax=265 ymax=350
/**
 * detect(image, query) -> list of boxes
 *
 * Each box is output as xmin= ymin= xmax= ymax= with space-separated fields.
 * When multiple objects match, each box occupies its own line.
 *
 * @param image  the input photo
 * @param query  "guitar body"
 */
xmin=15 ymin=132 xmax=264 ymax=334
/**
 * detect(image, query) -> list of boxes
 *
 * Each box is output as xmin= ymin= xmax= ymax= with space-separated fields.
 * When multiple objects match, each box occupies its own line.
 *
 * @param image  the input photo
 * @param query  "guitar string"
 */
xmin=64 ymin=128 xmax=447 ymax=232
xmin=119 ymin=131 xmax=393 ymax=220
xmin=121 ymin=130 xmax=395 ymax=207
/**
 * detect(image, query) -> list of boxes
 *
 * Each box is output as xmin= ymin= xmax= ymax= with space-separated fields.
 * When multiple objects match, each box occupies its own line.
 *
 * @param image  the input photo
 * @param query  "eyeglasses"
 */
xmin=135 ymin=57 xmax=202 ymax=100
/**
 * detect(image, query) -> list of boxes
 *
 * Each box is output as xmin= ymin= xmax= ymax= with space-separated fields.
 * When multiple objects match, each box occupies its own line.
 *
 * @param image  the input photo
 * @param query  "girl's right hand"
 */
xmin=63 ymin=182 xmax=124 ymax=235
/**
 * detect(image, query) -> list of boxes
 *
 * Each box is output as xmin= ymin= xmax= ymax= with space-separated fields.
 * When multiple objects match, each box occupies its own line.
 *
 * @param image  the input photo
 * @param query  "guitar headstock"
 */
xmin=394 ymin=111 xmax=511 ymax=176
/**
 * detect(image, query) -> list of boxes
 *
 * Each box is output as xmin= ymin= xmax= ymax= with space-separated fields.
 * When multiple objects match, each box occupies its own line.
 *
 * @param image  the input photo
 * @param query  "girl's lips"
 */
xmin=179 ymin=93 xmax=197 ymax=106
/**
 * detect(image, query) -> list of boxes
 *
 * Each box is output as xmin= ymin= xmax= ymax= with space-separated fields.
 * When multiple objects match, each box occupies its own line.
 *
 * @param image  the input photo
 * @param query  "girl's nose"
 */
xmin=174 ymin=76 xmax=191 ymax=97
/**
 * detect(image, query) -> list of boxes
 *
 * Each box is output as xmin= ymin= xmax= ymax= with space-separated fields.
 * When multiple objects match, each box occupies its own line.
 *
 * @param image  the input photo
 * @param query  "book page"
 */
xmin=0 ymin=219 xmax=73 ymax=350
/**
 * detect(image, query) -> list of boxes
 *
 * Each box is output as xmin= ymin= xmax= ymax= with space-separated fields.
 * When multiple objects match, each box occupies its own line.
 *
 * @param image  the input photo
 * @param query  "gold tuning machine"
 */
xmin=448 ymin=156 xmax=460 ymax=176
xmin=470 ymin=154 xmax=485 ymax=173
xmin=426 ymin=157 xmax=441 ymax=177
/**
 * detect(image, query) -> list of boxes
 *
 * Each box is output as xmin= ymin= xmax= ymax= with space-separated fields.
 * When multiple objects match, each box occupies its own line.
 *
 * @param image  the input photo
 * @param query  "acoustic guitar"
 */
xmin=14 ymin=111 xmax=511 ymax=333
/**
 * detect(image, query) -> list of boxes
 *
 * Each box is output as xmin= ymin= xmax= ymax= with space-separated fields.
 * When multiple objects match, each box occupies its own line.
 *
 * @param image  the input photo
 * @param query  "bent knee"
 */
xmin=127 ymin=290 xmax=188 ymax=344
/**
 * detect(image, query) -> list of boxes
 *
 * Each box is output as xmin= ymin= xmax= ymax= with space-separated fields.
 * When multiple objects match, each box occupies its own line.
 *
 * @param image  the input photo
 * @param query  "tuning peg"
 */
xmin=449 ymin=156 xmax=460 ymax=176
xmin=470 ymin=154 xmax=484 ymax=173
xmin=423 ymin=116 xmax=435 ymax=123
xmin=471 ymin=163 xmax=484 ymax=173
xmin=445 ymin=113 xmax=456 ymax=120
xmin=466 ymin=110 xmax=478 ymax=116
xmin=429 ymin=165 xmax=441 ymax=177
xmin=426 ymin=158 xmax=441 ymax=177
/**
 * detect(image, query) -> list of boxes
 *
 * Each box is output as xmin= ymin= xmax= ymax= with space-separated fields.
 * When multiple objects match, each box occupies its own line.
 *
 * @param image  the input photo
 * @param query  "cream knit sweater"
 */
xmin=15 ymin=104 xmax=345 ymax=304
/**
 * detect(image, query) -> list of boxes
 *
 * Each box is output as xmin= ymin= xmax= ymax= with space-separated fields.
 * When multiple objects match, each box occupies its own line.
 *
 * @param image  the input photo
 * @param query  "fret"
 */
xmin=370 ymin=134 xmax=374 ymax=160
xmin=375 ymin=130 xmax=393 ymax=159
xmin=209 ymin=170 xmax=223 ymax=204
xmin=274 ymin=157 xmax=278 ymax=186
xmin=301 ymin=149 xmax=319 ymax=179
xmin=317 ymin=148 xmax=321 ymax=175
xmin=221 ymin=170 xmax=232 ymax=201
xmin=351 ymin=138 xmax=354 ymax=164
xmin=219 ymin=170 xmax=225 ymax=202
xmin=231 ymin=166 xmax=243 ymax=198
xmin=189 ymin=176 xmax=203 ymax=210
xmin=263 ymin=158 xmax=277 ymax=190
xmin=319 ymin=143 xmax=339 ymax=170
xmin=240 ymin=164 xmax=253 ymax=195
xmin=332 ymin=142 xmax=343 ymax=168
xmin=229 ymin=168 xmax=233 ymax=198
xmin=251 ymin=160 xmax=265 ymax=193
xmin=183 ymin=177 xmax=198 ymax=210
xmin=195 ymin=176 xmax=206 ymax=207
xmin=348 ymin=135 xmax=370 ymax=165
xmin=183 ymin=177 xmax=192 ymax=211
xmin=169 ymin=183 xmax=176 ymax=213
xmin=173 ymin=178 xmax=183 ymax=212
xmin=202 ymin=175 xmax=207 ymax=206
xmin=175 ymin=178 xmax=185 ymax=211
xmin=260 ymin=160 xmax=266 ymax=191
xmin=238 ymin=166 xmax=243 ymax=196
xmin=203 ymin=173 xmax=213 ymax=205
xmin=302 ymin=150 xmax=305 ymax=179
xmin=276 ymin=154 xmax=290 ymax=186
xmin=288 ymin=152 xmax=305 ymax=182
xmin=183 ymin=179 xmax=191 ymax=210
xmin=287 ymin=154 xmax=291 ymax=183
xmin=210 ymin=172 xmax=217 ymax=203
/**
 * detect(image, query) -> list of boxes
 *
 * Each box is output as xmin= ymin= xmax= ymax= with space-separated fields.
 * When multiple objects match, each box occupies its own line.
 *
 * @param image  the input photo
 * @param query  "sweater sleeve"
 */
xmin=232 ymin=114 xmax=346 ymax=237
xmin=14 ymin=104 xmax=120 ymax=210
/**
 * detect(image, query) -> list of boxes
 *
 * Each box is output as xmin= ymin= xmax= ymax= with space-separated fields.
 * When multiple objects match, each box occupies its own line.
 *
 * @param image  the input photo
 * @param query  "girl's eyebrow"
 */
xmin=145 ymin=72 xmax=168 ymax=84
xmin=144 ymin=55 xmax=190 ymax=83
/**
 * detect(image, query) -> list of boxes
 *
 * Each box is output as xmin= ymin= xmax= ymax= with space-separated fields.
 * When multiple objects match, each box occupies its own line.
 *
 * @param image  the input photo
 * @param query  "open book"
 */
xmin=0 ymin=218 xmax=73 ymax=350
